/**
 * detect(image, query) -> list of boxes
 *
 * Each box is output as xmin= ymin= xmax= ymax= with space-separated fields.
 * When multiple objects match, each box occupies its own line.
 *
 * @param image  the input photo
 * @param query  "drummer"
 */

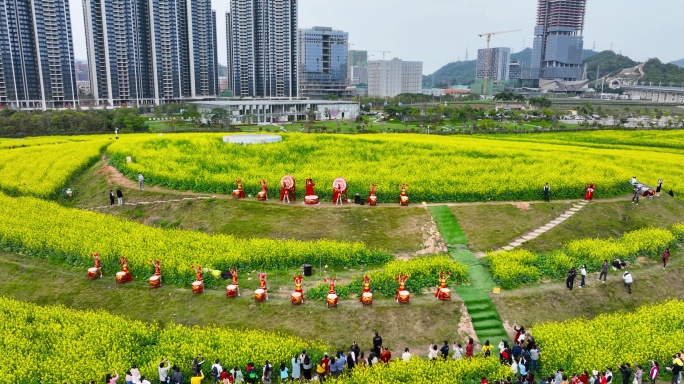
xmin=305 ymin=178 xmax=316 ymax=197
xmin=259 ymin=180 xmax=268 ymax=200
xmin=367 ymin=184 xmax=377 ymax=205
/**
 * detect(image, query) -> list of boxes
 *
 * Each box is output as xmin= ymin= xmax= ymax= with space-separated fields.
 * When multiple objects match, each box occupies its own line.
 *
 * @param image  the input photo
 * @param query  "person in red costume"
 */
xmin=258 ymin=272 xmax=268 ymax=299
xmin=150 ymin=259 xmax=161 ymax=276
xmin=191 ymin=265 xmax=203 ymax=282
xmin=280 ymin=181 xmax=289 ymax=203
xmin=332 ymin=184 xmax=341 ymax=204
xmin=259 ymin=180 xmax=268 ymax=200
xmin=434 ymin=271 xmax=452 ymax=300
xmin=92 ymin=252 xmax=103 ymax=277
xmin=305 ymin=178 xmax=315 ymax=196
xmin=293 ymin=275 xmax=304 ymax=302
xmin=584 ymin=183 xmax=595 ymax=201
xmin=235 ymin=179 xmax=245 ymax=198
xmin=324 ymin=277 xmax=337 ymax=294
xmin=398 ymin=184 xmax=409 ymax=205
xmin=367 ymin=184 xmax=377 ymax=205
xmin=395 ymin=274 xmax=409 ymax=302
xmin=229 ymin=267 xmax=239 ymax=296
xmin=119 ymin=257 xmax=132 ymax=281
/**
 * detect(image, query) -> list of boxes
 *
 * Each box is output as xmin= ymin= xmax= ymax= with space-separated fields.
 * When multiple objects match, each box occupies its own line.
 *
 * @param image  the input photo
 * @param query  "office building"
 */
xmin=348 ymin=49 xmax=368 ymax=85
xmin=84 ymin=0 xmax=218 ymax=106
xmin=192 ymin=99 xmax=359 ymax=124
xmin=298 ymin=26 xmax=348 ymax=98
xmin=476 ymin=47 xmax=511 ymax=81
xmin=368 ymin=58 xmax=422 ymax=97
xmin=0 ymin=0 xmax=78 ymax=109
xmin=230 ymin=0 xmax=298 ymax=98
xmin=509 ymin=60 xmax=523 ymax=80
xmin=225 ymin=12 xmax=233 ymax=93
xmin=530 ymin=0 xmax=587 ymax=81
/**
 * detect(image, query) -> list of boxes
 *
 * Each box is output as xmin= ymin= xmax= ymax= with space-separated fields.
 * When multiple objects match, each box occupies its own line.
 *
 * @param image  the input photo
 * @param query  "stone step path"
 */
xmin=84 ymin=196 xmax=216 ymax=211
xmin=500 ymin=199 xmax=589 ymax=252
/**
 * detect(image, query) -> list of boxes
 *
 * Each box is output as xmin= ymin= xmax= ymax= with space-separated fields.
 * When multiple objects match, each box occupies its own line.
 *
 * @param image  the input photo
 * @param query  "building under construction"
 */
xmin=530 ymin=0 xmax=587 ymax=82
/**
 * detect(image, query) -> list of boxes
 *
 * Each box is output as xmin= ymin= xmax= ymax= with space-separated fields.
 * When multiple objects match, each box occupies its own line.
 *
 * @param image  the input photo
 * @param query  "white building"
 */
xmin=191 ymin=100 xmax=360 ymax=124
xmin=368 ymin=58 xmax=423 ymax=97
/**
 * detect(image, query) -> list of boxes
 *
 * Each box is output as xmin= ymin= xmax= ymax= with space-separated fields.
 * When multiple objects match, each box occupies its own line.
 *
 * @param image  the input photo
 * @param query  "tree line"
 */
xmin=0 ymin=108 xmax=147 ymax=137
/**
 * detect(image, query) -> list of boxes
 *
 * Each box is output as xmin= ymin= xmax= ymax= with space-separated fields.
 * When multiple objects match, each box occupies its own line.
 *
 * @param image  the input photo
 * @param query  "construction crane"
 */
xmin=478 ymin=29 xmax=521 ymax=96
xmin=367 ymin=50 xmax=391 ymax=60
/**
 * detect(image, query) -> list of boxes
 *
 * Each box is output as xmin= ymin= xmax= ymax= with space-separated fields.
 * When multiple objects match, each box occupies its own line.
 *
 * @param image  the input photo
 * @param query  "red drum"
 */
xmin=326 ymin=294 xmax=338 ymax=308
xmin=291 ymin=292 xmax=303 ymax=305
xmin=369 ymin=196 xmax=378 ymax=206
xmin=438 ymin=288 xmax=451 ymax=301
xmin=149 ymin=275 xmax=161 ymax=288
xmin=191 ymin=281 xmax=204 ymax=294
xmin=254 ymin=288 xmax=266 ymax=302
xmin=398 ymin=290 xmax=410 ymax=303
xmin=226 ymin=284 xmax=238 ymax=298
xmin=87 ymin=267 xmax=101 ymax=279
xmin=400 ymin=196 xmax=409 ymax=206
xmin=257 ymin=191 xmax=267 ymax=201
xmin=305 ymin=195 xmax=319 ymax=205
xmin=232 ymin=190 xmax=242 ymax=198
xmin=115 ymin=271 xmax=128 ymax=284
xmin=361 ymin=292 xmax=373 ymax=306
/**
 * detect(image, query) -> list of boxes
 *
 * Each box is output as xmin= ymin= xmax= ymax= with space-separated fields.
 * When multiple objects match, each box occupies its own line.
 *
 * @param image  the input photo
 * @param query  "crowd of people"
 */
xmin=97 ymin=328 xmax=684 ymax=384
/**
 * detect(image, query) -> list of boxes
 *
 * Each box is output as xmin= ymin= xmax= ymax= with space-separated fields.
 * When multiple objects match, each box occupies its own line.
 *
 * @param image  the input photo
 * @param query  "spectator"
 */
xmin=230 ymin=366 xmax=244 ymax=383
xmin=356 ymin=351 xmax=367 ymax=367
xmin=619 ymin=363 xmax=632 ymax=384
xmin=106 ymin=371 xmax=119 ymax=384
xmin=138 ymin=173 xmax=145 ymax=190
xmin=302 ymin=354 xmax=312 ymax=381
xmin=109 ymin=190 xmax=115 ymax=206
xmin=139 ymin=376 xmax=151 ymax=384
xmin=351 ymin=341 xmax=360 ymax=361
xmin=261 ymin=366 xmax=272 ymax=384
xmin=466 ymin=338 xmax=475 ymax=358
xmin=453 ymin=343 xmax=464 ymax=360
xmin=555 ymin=369 xmax=564 ymax=384
xmin=328 ymin=357 xmax=338 ymax=379
xmin=192 ymin=355 xmax=205 ymax=377
xmin=116 ymin=188 xmax=123 ymax=205
xmin=429 ymin=343 xmax=439 ymax=361
xmin=158 ymin=359 xmax=170 ymax=384
xmin=440 ymin=340 xmax=450 ymax=361
xmin=368 ymin=349 xmax=378 ymax=366
xmin=221 ymin=371 xmax=233 ymax=384
xmin=599 ymin=260 xmax=609 ymax=283
xmin=335 ymin=352 xmax=346 ymax=377
xmin=372 ymin=332 xmax=383 ymax=357
xmin=606 ymin=368 xmax=613 ymax=384
xmin=402 ymin=348 xmax=412 ymax=361
xmin=580 ymin=371 xmax=589 ymax=384
xmin=212 ymin=359 xmax=224 ymax=383
xmin=380 ymin=347 xmax=392 ymax=363
xmin=315 ymin=359 xmax=326 ymax=383
xmin=663 ymin=248 xmax=671 ymax=268
xmin=529 ymin=346 xmax=540 ymax=373
xmin=634 ymin=365 xmax=643 ymax=384
xmin=649 ymin=361 xmax=659 ymax=384
xmin=670 ymin=354 xmax=683 ymax=384
xmin=623 ymin=271 xmax=633 ymax=294
xmin=171 ymin=366 xmax=184 ymax=384
xmin=544 ymin=183 xmax=551 ymax=202
xmin=346 ymin=349 xmax=356 ymax=370
xmin=290 ymin=354 xmax=300 ymax=382
xmin=566 ymin=267 xmax=577 ymax=291
xmin=632 ymin=185 xmax=640 ymax=205
xmin=130 ymin=365 xmax=141 ymax=383
xmin=482 ymin=340 xmax=493 ymax=358
xmin=579 ymin=264 xmax=587 ymax=288
xmin=590 ymin=370 xmax=599 ymax=384
xmin=279 ymin=362 xmax=289 ymax=383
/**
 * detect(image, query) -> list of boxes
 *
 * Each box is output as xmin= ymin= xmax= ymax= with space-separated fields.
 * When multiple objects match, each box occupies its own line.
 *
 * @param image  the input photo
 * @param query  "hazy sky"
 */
xmin=68 ymin=0 xmax=682 ymax=74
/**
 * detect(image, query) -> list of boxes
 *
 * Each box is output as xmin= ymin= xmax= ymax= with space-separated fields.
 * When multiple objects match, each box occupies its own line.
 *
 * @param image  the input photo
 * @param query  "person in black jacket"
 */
xmin=372 ymin=332 xmax=382 ymax=357
xmin=566 ymin=267 xmax=577 ymax=290
xmin=171 ymin=366 xmax=184 ymax=384
xmin=440 ymin=340 xmax=450 ymax=360
xmin=116 ymin=188 xmax=123 ymax=205
xmin=619 ymin=363 xmax=632 ymax=384
xmin=109 ymin=190 xmax=115 ymax=205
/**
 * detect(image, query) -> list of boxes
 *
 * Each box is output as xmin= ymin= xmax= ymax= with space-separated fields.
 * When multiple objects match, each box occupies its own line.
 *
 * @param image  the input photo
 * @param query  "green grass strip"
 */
xmin=428 ymin=205 xmax=467 ymax=245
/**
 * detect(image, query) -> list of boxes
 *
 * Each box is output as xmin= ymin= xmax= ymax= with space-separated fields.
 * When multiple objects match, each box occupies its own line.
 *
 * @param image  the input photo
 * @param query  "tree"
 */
xmin=528 ymin=96 xmax=551 ymax=109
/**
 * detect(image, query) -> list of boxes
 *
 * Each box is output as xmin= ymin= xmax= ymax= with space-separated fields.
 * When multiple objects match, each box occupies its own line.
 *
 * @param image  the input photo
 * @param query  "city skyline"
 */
xmin=67 ymin=0 xmax=683 ymax=75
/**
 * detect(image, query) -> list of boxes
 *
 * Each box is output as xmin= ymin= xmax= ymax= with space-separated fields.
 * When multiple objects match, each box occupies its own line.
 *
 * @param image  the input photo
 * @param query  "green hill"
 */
xmin=584 ymin=50 xmax=638 ymax=82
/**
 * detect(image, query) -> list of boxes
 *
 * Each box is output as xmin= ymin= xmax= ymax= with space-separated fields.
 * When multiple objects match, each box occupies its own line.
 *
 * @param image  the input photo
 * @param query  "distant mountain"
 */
xmin=584 ymin=50 xmax=638 ymax=82
xmin=423 ymin=48 xmax=598 ymax=87
xmin=641 ymin=58 xmax=684 ymax=85
xmin=671 ymin=58 xmax=684 ymax=68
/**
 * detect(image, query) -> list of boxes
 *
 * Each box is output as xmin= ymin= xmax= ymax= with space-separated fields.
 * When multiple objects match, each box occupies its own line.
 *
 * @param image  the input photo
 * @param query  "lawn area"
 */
xmin=59 ymin=159 xmax=438 ymax=255
xmin=0 ymin=251 xmax=467 ymax=355
xmin=451 ymin=202 xmax=573 ymax=252
xmin=524 ymin=195 xmax=684 ymax=252
xmin=491 ymin=248 xmax=684 ymax=327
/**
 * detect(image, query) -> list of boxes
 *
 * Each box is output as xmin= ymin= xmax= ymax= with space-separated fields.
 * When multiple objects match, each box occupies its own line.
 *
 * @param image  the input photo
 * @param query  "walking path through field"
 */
xmin=498 ymin=199 xmax=589 ymax=252
xmin=428 ymin=206 xmax=509 ymax=344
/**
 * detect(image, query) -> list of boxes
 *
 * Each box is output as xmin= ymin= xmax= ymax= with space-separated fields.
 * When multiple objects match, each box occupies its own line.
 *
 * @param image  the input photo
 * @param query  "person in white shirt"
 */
xmin=511 ymin=359 xmax=519 ymax=374
xmin=158 ymin=359 xmax=170 ymax=384
xmin=402 ymin=348 xmax=411 ymax=361
xmin=211 ymin=359 xmax=223 ymax=383
xmin=139 ymin=377 xmax=151 ymax=384
xmin=623 ymin=271 xmax=633 ymax=294
xmin=428 ymin=344 xmax=439 ymax=360
xmin=130 ymin=365 xmax=141 ymax=383
xmin=580 ymin=264 xmax=587 ymax=288
xmin=452 ymin=343 xmax=463 ymax=360
xmin=138 ymin=173 xmax=145 ymax=190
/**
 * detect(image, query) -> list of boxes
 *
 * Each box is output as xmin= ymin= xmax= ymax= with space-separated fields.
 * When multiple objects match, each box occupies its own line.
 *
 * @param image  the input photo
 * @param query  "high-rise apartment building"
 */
xmin=84 ymin=0 xmax=218 ymax=106
xmin=508 ymin=60 xmax=523 ymax=80
xmin=368 ymin=58 xmax=422 ymax=97
xmin=530 ymin=0 xmax=587 ymax=81
xmin=476 ymin=47 xmax=511 ymax=81
xmin=225 ymin=12 xmax=233 ymax=93
xmin=230 ymin=0 xmax=298 ymax=98
xmin=348 ymin=50 xmax=368 ymax=85
xmin=0 ymin=0 xmax=78 ymax=109
xmin=298 ymin=26 xmax=348 ymax=98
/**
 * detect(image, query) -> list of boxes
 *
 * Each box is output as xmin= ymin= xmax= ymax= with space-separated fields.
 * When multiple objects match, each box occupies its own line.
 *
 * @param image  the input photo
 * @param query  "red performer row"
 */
xmin=230 ymin=177 xmax=409 ymax=206
xmin=87 ymin=254 xmax=453 ymax=304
